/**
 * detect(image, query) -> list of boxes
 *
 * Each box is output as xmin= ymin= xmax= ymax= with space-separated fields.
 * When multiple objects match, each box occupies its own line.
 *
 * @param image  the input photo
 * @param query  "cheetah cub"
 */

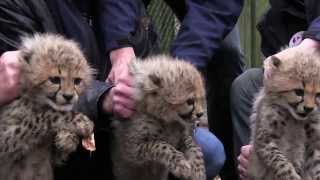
xmin=112 ymin=55 xmax=206 ymax=180
xmin=0 ymin=34 xmax=94 ymax=180
xmin=248 ymin=48 xmax=320 ymax=180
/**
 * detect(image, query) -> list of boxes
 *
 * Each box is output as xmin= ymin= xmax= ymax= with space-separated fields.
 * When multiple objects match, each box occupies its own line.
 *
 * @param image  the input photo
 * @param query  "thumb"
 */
xmin=106 ymin=70 xmax=115 ymax=84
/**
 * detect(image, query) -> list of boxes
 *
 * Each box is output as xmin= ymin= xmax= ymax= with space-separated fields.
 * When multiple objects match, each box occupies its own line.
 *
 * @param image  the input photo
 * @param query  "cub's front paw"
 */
xmin=55 ymin=130 xmax=79 ymax=154
xmin=191 ymin=163 xmax=206 ymax=180
xmin=171 ymin=159 xmax=192 ymax=179
xmin=276 ymin=169 xmax=301 ymax=180
xmin=54 ymin=130 xmax=79 ymax=164
xmin=73 ymin=114 xmax=94 ymax=137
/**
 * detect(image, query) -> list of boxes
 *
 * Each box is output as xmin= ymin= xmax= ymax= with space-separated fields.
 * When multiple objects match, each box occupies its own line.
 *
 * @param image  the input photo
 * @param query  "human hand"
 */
xmin=0 ymin=51 xmax=21 ymax=105
xmin=297 ymin=38 xmax=320 ymax=50
xmin=104 ymin=47 xmax=136 ymax=118
xmin=238 ymin=144 xmax=253 ymax=180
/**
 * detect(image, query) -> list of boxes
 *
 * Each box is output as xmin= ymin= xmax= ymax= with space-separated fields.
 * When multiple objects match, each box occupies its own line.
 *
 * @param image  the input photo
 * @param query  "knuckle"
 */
xmin=0 ymin=51 xmax=10 ymax=59
xmin=113 ymin=84 xmax=123 ymax=93
xmin=113 ymin=95 xmax=123 ymax=104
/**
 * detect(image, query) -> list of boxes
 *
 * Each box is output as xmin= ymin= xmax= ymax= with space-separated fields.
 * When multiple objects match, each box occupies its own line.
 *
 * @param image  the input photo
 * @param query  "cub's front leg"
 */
xmin=304 ymin=123 xmax=320 ymax=180
xmin=50 ymin=112 xmax=94 ymax=162
xmin=50 ymin=111 xmax=94 ymax=138
xmin=136 ymin=141 xmax=192 ymax=179
xmin=255 ymin=137 xmax=301 ymax=180
xmin=304 ymin=148 xmax=320 ymax=180
xmin=54 ymin=130 xmax=79 ymax=164
xmin=71 ymin=113 xmax=94 ymax=138
xmin=181 ymin=135 xmax=206 ymax=180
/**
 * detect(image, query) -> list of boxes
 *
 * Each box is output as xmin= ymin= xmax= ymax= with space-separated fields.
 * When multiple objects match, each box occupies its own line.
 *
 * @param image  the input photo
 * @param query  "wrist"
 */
xmin=109 ymin=47 xmax=135 ymax=66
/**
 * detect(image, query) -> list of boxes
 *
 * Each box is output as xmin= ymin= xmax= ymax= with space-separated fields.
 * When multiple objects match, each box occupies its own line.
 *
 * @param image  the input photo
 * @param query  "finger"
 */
xmin=238 ymin=154 xmax=249 ymax=169
xmin=2 ymin=51 xmax=20 ymax=69
xmin=113 ymin=94 xmax=136 ymax=110
xmin=113 ymin=104 xmax=135 ymax=118
xmin=101 ymin=88 xmax=114 ymax=113
xmin=6 ymin=65 xmax=20 ymax=81
xmin=239 ymin=173 xmax=247 ymax=180
xmin=238 ymin=165 xmax=248 ymax=179
xmin=117 ymin=74 xmax=134 ymax=87
xmin=241 ymin=145 xmax=253 ymax=158
xmin=113 ymin=83 xmax=136 ymax=99
xmin=239 ymin=174 xmax=247 ymax=180
xmin=5 ymin=68 xmax=20 ymax=91
xmin=106 ymin=71 xmax=115 ymax=84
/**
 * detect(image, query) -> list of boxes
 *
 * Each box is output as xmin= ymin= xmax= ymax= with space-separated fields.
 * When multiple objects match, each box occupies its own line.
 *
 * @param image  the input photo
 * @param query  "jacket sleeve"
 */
xmin=304 ymin=17 xmax=320 ymax=41
xmin=170 ymin=0 xmax=244 ymax=69
xmin=75 ymin=80 xmax=113 ymax=130
xmin=98 ymin=0 xmax=142 ymax=53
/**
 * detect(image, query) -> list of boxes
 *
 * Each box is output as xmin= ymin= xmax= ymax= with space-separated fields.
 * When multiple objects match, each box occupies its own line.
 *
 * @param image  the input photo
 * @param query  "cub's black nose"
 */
xmin=196 ymin=112 xmax=204 ymax=118
xmin=63 ymin=94 xmax=74 ymax=101
xmin=303 ymin=106 xmax=314 ymax=114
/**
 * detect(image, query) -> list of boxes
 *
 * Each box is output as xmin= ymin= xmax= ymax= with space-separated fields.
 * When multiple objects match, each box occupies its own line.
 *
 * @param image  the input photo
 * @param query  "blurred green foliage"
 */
xmin=147 ymin=0 xmax=175 ymax=52
xmin=238 ymin=0 xmax=269 ymax=68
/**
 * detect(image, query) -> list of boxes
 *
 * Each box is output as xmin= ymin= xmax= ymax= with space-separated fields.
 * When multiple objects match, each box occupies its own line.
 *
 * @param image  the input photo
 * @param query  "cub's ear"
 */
xmin=148 ymin=74 xmax=162 ymax=88
xmin=263 ymin=55 xmax=282 ymax=80
xmin=264 ymin=55 xmax=281 ymax=69
xmin=270 ymin=55 xmax=281 ymax=67
xmin=19 ymin=49 xmax=32 ymax=64
xmin=144 ymin=73 xmax=162 ymax=91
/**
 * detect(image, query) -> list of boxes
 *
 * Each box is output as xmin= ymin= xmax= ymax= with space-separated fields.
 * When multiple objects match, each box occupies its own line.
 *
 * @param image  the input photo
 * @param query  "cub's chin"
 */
xmin=45 ymin=98 xmax=74 ymax=111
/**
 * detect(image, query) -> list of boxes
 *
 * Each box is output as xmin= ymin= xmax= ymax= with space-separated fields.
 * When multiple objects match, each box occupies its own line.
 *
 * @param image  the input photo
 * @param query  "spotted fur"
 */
xmin=112 ymin=55 xmax=206 ymax=180
xmin=248 ymin=48 xmax=320 ymax=180
xmin=0 ymin=34 xmax=94 ymax=180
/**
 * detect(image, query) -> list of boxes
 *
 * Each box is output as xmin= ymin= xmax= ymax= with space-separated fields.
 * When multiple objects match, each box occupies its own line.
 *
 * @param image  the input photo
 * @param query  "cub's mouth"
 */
xmin=296 ymin=112 xmax=308 ymax=118
xmin=178 ymin=111 xmax=200 ymax=124
xmin=289 ymin=103 xmax=311 ymax=119
xmin=46 ymin=95 xmax=74 ymax=111
xmin=179 ymin=111 xmax=193 ymax=120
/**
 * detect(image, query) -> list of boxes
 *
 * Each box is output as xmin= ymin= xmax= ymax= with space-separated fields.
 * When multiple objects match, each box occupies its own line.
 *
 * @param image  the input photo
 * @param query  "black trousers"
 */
xmin=230 ymin=68 xmax=263 ymax=171
xmin=204 ymin=27 xmax=245 ymax=180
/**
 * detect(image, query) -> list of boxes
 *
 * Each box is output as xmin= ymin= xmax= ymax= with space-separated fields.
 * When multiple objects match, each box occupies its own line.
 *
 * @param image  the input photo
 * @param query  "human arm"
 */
xmin=170 ymin=0 xmax=244 ymax=69
xmin=106 ymin=47 xmax=136 ymax=118
xmin=77 ymin=48 xmax=137 ymax=121
xmin=98 ymin=0 xmax=150 ymax=118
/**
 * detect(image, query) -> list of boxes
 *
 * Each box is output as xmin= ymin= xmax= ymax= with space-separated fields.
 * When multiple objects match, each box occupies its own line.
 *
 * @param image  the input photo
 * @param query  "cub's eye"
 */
xmin=294 ymin=89 xmax=304 ymax=96
xmin=316 ymin=93 xmax=320 ymax=99
xmin=186 ymin=98 xmax=195 ymax=106
xmin=74 ymin=78 xmax=82 ymax=85
xmin=49 ymin=76 xmax=61 ymax=84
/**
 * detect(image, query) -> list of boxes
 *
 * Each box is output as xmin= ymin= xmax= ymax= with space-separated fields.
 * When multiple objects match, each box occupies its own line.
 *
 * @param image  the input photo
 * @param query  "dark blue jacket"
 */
xmin=258 ymin=0 xmax=320 ymax=57
xmin=99 ymin=0 xmax=244 ymax=69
